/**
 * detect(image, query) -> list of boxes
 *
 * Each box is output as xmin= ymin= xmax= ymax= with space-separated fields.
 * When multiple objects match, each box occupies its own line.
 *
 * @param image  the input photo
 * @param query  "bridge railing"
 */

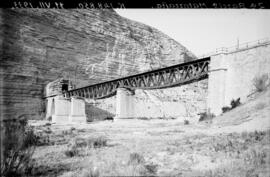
xmin=198 ymin=38 xmax=270 ymax=58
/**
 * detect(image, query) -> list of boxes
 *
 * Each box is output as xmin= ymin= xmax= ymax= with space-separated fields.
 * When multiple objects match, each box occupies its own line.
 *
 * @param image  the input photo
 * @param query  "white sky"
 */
xmin=115 ymin=9 xmax=270 ymax=56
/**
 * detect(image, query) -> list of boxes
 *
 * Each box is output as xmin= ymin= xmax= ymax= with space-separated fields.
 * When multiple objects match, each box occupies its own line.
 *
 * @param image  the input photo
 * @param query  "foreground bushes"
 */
xmin=198 ymin=112 xmax=215 ymax=122
xmin=1 ymin=118 xmax=37 ymax=177
xmin=64 ymin=136 xmax=108 ymax=157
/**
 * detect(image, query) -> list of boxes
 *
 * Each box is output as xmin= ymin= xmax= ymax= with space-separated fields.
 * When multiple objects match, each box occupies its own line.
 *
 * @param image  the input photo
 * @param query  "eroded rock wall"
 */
xmin=0 ymin=9 xmax=196 ymax=119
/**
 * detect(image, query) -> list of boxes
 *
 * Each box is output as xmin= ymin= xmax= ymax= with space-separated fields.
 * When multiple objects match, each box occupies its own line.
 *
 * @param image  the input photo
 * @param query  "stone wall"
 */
xmin=0 ymin=9 xmax=196 ymax=120
xmin=207 ymin=43 xmax=270 ymax=115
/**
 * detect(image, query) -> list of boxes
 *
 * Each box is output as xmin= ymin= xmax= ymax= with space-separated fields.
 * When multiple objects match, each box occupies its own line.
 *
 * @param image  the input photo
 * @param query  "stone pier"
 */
xmin=69 ymin=97 xmax=87 ymax=123
xmin=207 ymin=54 xmax=227 ymax=116
xmin=45 ymin=95 xmax=71 ymax=123
xmin=45 ymin=96 xmax=86 ymax=124
xmin=115 ymin=88 xmax=135 ymax=119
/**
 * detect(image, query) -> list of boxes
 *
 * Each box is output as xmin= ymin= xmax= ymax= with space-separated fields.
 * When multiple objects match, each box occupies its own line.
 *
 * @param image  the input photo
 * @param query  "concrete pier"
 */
xmin=69 ymin=97 xmax=87 ymax=123
xmin=49 ymin=96 xmax=71 ymax=124
xmin=207 ymin=54 xmax=227 ymax=116
xmin=45 ymin=95 xmax=86 ymax=124
xmin=115 ymin=88 xmax=134 ymax=119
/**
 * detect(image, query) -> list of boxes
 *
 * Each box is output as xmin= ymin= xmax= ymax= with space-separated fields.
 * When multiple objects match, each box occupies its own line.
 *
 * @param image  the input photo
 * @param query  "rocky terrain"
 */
xmin=0 ymin=9 xmax=196 ymax=120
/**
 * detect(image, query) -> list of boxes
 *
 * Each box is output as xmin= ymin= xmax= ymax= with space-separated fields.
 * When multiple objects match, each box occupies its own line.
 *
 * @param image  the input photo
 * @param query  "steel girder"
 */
xmin=66 ymin=57 xmax=210 ymax=99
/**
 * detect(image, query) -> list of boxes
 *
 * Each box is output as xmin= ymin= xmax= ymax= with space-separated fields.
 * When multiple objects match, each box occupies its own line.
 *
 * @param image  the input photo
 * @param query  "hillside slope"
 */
xmin=210 ymin=87 xmax=270 ymax=133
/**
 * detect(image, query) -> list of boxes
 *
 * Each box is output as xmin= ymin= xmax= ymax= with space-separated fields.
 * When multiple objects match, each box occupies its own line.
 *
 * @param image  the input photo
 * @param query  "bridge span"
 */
xmin=45 ymin=39 xmax=270 ymax=123
xmin=65 ymin=57 xmax=210 ymax=100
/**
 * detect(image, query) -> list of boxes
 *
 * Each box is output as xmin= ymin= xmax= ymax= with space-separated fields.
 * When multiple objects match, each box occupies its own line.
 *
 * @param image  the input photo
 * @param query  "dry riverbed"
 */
xmin=27 ymin=90 xmax=270 ymax=177
xmin=27 ymin=118 xmax=270 ymax=177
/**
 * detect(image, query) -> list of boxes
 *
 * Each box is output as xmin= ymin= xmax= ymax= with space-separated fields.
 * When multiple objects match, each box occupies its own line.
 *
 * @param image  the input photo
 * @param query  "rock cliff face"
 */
xmin=0 ymin=9 xmax=196 ymax=120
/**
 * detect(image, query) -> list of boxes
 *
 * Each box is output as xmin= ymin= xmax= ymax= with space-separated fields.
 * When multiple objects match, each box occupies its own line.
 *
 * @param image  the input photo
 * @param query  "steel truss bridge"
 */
xmin=65 ymin=57 xmax=210 ymax=99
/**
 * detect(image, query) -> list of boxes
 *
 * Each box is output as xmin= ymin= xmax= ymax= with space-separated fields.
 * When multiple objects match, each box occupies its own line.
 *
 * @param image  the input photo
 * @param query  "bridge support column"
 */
xmin=50 ymin=96 xmax=71 ymax=124
xmin=45 ymin=97 xmax=54 ymax=120
xmin=207 ymin=54 xmax=227 ymax=116
xmin=115 ymin=88 xmax=135 ymax=119
xmin=69 ymin=97 xmax=87 ymax=123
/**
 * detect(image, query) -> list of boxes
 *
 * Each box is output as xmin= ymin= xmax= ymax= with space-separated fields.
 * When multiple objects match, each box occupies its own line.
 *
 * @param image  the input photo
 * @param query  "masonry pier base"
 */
xmin=115 ymin=88 xmax=135 ymax=119
xmin=45 ymin=96 xmax=86 ymax=124
xmin=69 ymin=97 xmax=87 ymax=123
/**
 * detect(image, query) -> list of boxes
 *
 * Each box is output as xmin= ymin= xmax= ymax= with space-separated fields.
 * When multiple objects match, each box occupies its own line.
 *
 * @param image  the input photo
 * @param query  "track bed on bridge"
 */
xmin=28 ymin=89 xmax=270 ymax=177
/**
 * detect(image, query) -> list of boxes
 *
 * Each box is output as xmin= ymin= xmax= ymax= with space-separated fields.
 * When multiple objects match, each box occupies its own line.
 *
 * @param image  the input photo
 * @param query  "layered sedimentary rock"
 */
xmin=0 ymin=9 xmax=196 ymax=119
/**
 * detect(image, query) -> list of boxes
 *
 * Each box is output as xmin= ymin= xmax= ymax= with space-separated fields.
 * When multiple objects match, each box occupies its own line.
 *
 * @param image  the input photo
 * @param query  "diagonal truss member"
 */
xmin=66 ymin=57 xmax=210 ymax=99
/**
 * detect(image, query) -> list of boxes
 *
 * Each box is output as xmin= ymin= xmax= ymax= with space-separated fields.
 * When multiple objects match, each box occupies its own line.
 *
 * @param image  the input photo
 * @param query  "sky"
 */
xmin=115 ymin=9 xmax=270 ymax=57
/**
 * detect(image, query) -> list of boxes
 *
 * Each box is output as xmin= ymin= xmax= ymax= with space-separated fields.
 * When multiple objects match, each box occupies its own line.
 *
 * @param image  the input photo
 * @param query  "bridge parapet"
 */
xmin=45 ymin=78 xmax=74 ymax=98
xmin=198 ymin=38 xmax=270 ymax=58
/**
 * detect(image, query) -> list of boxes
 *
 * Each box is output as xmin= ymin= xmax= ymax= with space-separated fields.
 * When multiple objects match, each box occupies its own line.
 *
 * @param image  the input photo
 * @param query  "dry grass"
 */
xmin=25 ymin=84 xmax=270 ymax=177
xmin=254 ymin=102 xmax=267 ymax=110
xmin=28 ymin=87 xmax=270 ymax=176
xmin=128 ymin=152 xmax=145 ymax=165
xmin=1 ymin=119 xmax=37 ymax=177
xmin=29 ymin=122 xmax=270 ymax=177
xmin=64 ymin=136 xmax=108 ymax=157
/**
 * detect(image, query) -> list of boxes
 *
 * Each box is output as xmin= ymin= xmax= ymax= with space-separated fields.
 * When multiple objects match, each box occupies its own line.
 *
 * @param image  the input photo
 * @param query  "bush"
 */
xmin=64 ymin=136 xmax=108 ymax=157
xmin=253 ymin=74 xmax=269 ymax=92
xmin=64 ymin=138 xmax=84 ymax=157
xmin=222 ymin=106 xmax=231 ymax=113
xmin=222 ymin=98 xmax=241 ymax=113
xmin=87 ymin=136 xmax=107 ymax=149
xmin=231 ymin=98 xmax=241 ymax=109
xmin=1 ymin=119 xmax=36 ymax=177
xmin=128 ymin=153 xmax=145 ymax=165
xmin=143 ymin=163 xmax=158 ymax=175
xmin=64 ymin=147 xmax=79 ymax=157
xmin=198 ymin=112 xmax=215 ymax=122
xmin=23 ymin=127 xmax=39 ymax=148
xmin=184 ymin=120 xmax=189 ymax=125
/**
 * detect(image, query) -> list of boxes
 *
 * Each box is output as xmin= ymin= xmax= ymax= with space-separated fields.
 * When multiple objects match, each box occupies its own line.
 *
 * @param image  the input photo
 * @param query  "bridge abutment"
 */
xmin=115 ymin=88 xmax=135 ymax=119
xmin=207 ymin=42 xmax=270 ymax=116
